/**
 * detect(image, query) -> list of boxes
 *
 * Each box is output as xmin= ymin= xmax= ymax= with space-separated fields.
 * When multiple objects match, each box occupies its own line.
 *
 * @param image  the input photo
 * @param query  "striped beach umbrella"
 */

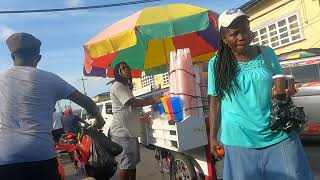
xmin=83 ymin=3 xmax=219 ymax=78
xmin=278 ymin=48 xmax=320 ymax=61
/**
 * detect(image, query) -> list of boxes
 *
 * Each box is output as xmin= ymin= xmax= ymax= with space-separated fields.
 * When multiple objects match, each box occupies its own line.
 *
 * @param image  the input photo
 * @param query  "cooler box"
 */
xmin=146 ymin=115 xmax=208 ymax=152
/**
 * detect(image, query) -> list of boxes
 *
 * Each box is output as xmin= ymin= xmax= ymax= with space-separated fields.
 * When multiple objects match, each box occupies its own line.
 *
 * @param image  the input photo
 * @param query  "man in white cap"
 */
xmin=0 ymin=32 xmax=105 ymax=180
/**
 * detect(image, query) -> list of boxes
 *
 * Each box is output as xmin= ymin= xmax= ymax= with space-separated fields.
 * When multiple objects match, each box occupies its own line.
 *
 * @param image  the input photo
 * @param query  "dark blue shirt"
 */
xmin=62 ymin=115 xmax=82 ymax=134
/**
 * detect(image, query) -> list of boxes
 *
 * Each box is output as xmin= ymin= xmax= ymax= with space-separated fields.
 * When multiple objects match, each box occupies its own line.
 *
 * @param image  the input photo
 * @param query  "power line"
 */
xmin=0 ymin=0 xmax=162 ymax=14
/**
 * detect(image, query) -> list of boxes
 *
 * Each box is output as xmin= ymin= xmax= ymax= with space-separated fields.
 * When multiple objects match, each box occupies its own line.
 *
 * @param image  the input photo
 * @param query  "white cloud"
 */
xmin=0 ymin=26 xmax=15 ymax=42
xmin=65 ymin=0 xmax=82 ymax=8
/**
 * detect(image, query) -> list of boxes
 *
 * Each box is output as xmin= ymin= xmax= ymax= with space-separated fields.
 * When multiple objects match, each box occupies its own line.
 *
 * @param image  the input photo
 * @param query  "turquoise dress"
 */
xmin=207 ymin=46 xmax=289 ymax=148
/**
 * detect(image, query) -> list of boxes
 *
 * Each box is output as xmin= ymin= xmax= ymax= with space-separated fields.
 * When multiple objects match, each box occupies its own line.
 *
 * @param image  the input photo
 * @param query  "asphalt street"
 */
xmin=61 ymin=139 xmax=319 ymax=180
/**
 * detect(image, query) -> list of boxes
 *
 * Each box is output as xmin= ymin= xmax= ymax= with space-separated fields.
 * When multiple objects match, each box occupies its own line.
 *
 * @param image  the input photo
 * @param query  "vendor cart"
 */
xmin=137 ymin=61 xmax=223 ymax=180
xmin=82 ymin=4 xmax=222 ymax=180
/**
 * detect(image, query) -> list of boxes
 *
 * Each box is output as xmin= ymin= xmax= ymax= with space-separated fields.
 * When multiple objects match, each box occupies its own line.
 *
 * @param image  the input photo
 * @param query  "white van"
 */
xmin=80 ymin=100 xmax=113 ymax=136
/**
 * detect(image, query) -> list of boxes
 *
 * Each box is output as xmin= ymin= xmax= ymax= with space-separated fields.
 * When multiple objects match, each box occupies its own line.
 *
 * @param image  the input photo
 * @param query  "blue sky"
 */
xmin=0 ymin=0 xmax=248 ymax=109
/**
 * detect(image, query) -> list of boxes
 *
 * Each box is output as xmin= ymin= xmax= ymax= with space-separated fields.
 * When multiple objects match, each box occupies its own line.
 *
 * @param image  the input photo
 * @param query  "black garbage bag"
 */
xmin=87 ymin=130 xmax=123 ymax=163
xmin=85 ymin=130 xmax=123 ymax=180
xmin=270 ymin=98 xmax=306 ymax=133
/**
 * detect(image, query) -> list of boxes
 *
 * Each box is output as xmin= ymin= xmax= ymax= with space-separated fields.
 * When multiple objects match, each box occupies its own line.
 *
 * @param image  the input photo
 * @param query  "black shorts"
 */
xmin=0 ymin=158 xmax=61 ymax=180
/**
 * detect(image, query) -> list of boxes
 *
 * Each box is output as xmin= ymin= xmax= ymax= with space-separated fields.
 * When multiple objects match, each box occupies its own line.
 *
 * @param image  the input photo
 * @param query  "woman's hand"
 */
xmin=210 ymin=138 xmax=224 ymax=158
xmin=272 ymin=87 xmax=298 ymax=98
xmin=285 ymin=87 xmax=298 ymax=97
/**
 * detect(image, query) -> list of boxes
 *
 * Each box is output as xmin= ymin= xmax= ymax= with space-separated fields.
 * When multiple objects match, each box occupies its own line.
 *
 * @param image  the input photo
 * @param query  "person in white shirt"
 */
xmin=0 ymin=32 xmax=105 ymax=180
xmin=110 ymin=62 xmax=161 ymax=180
xmin=52 ymin=108 xmax=64 ymax=143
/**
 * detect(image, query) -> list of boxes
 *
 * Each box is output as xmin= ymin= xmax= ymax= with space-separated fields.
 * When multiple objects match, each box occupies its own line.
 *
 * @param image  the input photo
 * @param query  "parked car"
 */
xmin=292 ymin=82 xmax=320 ymax=139
xmin=281 ymin=59 xmax=320 ymax=140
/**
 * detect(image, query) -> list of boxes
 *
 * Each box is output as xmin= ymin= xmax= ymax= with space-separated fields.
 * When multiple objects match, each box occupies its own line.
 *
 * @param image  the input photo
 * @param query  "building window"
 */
xmin=162 ymin=72 xmax=169 ymax=85
xmin=252 ymin=13 xmax=303 ymax=48
xmin=97 ymin=105 xmax=103 ymax=113
xmin=141 ymin=74 xmax=155 ymax=88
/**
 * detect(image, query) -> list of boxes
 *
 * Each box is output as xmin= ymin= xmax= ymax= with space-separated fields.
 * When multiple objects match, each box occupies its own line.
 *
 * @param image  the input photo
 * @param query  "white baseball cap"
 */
xmin=218 ymin=8 xmax=248 ymax=30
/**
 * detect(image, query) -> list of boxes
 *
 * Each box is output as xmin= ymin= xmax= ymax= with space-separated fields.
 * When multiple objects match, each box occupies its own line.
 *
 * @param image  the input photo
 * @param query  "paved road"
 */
xmin=60 ymin=146 xmax=169 ymax=180
xmin=302 ymin=137 xmax=320 ymax=179
xmin=62 ymin=139 xmax=319 ymax=180
xmin=110 ymin=146 xmax=168 ymax=180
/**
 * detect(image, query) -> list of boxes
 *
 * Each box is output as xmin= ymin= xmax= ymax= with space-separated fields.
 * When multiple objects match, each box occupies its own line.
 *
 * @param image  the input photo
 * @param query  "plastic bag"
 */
xmin=270 ymin=98 xmax=306 ymax=133
xmin=87 ymin=130 xmax=122 ymax=167
xmin=85 ymin=130 xmax=123 ymax=180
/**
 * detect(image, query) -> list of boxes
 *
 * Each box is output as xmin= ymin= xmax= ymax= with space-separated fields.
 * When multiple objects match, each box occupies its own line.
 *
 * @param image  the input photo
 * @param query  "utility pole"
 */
xmin=78 ymin=76 xmax=88 ymax=95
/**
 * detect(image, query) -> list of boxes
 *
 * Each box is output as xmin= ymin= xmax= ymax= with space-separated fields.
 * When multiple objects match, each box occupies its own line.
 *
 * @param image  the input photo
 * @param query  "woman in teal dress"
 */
xmin=208 ymin=8 xmax=314 ymax=180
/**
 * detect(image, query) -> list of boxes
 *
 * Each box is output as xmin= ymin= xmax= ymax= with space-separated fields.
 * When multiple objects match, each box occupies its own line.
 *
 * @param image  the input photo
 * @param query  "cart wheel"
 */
xmin=170 ymin=153 xmax=197 ymax=180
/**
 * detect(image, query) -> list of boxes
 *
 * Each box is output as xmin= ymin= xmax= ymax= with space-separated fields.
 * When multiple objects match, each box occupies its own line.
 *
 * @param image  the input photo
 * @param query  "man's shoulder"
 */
xmin=36 ymin=68 xmax=58 ymax=76
xmin=0 ymin=67 xmax=52 ymax=78
xmin=5 ymin=66 xmax=60 ymax=78
xmin=35 ymin=69 xmax=66 ymax=82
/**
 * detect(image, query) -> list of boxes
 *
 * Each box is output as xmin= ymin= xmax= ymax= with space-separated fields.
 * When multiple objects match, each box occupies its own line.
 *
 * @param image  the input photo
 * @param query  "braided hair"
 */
xmin=214 ymin=27 xmax=239 ymax=100
xmin=114 ymin=62 xmax=133 ymax=91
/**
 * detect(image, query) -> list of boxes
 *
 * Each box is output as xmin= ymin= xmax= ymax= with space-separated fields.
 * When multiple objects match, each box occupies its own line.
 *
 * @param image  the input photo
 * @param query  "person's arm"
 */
xmin=266 ymin=46 xmax=297 ymax=97
xmin=209 ymin=96 xmax=222 ymax=157
xmin=206 ymin=56 xmax=222 ymax=156
xmin=125 ymin=96 xmax=161 ymax=107
xmin=76 ymin=115 xmax=91 ymax=126
xmin=113 ymin=82 xmax=161 ymax=108
xmin=67 ymin=90 xmax=105 ymax=129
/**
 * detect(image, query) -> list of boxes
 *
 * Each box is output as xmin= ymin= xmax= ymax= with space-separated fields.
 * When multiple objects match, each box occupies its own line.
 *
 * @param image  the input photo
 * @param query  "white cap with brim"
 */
xmin=218 ymin=8 xmax=249 ymax=30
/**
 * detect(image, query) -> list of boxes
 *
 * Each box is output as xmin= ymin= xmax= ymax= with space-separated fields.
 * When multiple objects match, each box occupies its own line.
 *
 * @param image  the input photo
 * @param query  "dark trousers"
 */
xmin=0 ymin=158 xmax=61 ymax=180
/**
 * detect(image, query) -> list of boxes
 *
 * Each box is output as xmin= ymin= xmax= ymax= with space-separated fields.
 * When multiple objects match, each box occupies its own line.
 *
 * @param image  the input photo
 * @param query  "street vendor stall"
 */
xmin=83 ymin=3 xmax=221 ymax=180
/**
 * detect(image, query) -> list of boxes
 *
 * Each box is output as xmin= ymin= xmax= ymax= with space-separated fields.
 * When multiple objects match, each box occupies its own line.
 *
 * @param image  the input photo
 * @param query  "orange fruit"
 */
xmin=215 ymin=146 xmax=225 ymax=157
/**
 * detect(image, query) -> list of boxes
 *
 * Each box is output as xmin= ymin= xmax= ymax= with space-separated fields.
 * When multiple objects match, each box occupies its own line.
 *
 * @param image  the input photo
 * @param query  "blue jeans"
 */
xmin=223 ymin=133 xmax=314 ymax=180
